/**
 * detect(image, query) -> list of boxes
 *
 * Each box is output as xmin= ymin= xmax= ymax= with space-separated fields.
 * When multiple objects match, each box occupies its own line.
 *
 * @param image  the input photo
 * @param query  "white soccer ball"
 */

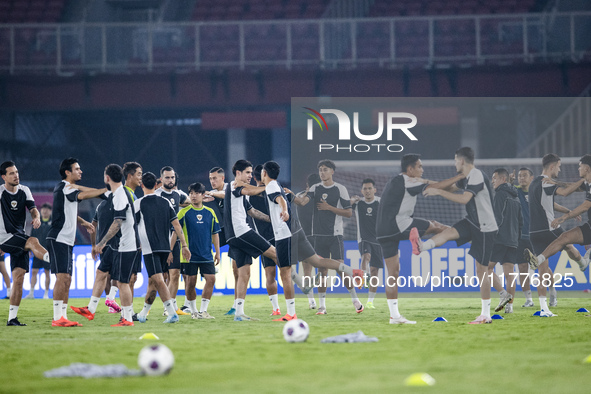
xmin=138 ymin=343 xmax=175 ymax=376
xmin=283 ymin=319 xmax=310 ymax=343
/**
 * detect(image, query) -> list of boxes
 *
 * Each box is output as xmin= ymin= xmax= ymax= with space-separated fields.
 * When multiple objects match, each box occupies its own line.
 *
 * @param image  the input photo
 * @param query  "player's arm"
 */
xmin=29 ymin=207 xmax=41 ymax=229
xmin=171 ymin=219 xmax=190 ymax=261
xmin=94 ymin=218 xmax=121 ymax=255
xmin=316 ymin=200 xmax=353 ymax=218
xmin=77 ymin=216 xmax=95 ymax=234
xmin=424 ymin=188 xmax=473 ymax=205
xmin=212 ymin=233 xmax=220 ymax=265
xmin=292 ymin=187 xmax=310 ymax=206
xmin=78 ymin=187 xmax=108 ymax=200
xmin=90 ymin=220 xmax=99 ymax=260
xmin=552 ymin=200 xmax=591 ymax=228
xmin=275 ymin=195 xmax=290 ymax=222
xmin=554 ymin=178 xmax=585 ymax=196
xmin=206 ymin=190 xmax=225 ymax=199
xmin=248 ymin=207 xmax=271 ymax=222
xmin=237 ymin=182 xmax=266 ymax=196
xmin=425 ymin=173 xmax=465 ymax=192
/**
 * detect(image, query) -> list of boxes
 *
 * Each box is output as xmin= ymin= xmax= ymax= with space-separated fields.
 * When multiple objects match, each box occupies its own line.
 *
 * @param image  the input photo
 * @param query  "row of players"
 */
xmin=2 ymin=147 xmax=591 ymax=326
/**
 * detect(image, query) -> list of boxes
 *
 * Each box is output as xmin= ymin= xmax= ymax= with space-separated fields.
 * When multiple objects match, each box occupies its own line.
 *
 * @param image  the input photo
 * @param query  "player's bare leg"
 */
xmin=302 ymin=261 xmax=316 ymax=309
xmin=265 ymin=265 xmax=279 ymax=315
xmin=469 ymin=261 xmax=493 ymax=324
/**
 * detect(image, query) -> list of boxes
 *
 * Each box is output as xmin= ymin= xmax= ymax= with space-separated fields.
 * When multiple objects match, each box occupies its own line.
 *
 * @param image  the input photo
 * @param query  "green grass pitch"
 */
xmin=1 ymin=293 xmax=591 ymax=394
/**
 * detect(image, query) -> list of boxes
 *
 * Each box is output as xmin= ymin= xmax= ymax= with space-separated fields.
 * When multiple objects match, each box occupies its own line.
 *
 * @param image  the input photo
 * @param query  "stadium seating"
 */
xmin=191 ymin=0 xmax=330 ymax=21
xmin=369 ymin=0 xmax=541 ymax=17
xmin=1 ymin=0 xmax=66 ymax=23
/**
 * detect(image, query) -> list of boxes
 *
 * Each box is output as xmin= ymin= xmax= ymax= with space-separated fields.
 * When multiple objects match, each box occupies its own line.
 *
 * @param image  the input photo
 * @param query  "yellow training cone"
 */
xmin=404 ymin=373 xmax=436 ymax=387
xmin=584 ymin=354 xmax=591 ymax=363
xmin=139 ymin=333 xmax=159 ymax=340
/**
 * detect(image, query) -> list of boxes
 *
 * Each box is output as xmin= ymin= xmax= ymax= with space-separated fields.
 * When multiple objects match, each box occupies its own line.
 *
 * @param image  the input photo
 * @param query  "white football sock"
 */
xmin=233 ymin=299 xmax=237 ymax=309
xmin=163 ymin=299 xmax=176 ymax=317
xmin=138 ymin=302 xmax=152 ymax=319
xmin=269 ymin=294 xmax=279 ymax=311
xmin=524 ymin=289 xmax=532 ymax=302
xmin=537 ymin=255 xmax=546 ymax=265
xmin=539 ymin=296 xmax=549 ymax=312
xmin=481 ymin=299 xmax=491 ymax=318
xmin=53 ymin=300 xmax=63 ymax=320
xmin=43 ymin=252 xmax=50 ymax=263
xmin=286 ymin=299 xmax=295 ymax=316
xmin=368 ymin=291 xmax=376 ymax=303
xmin=200 ymin=298 xmax=210 ymax=313
xmin=61 ymin=304 xmax=68 ymax=319
xmin=189 ymin=299 xmax=198 ymax=314
xmin=183 ymin=298 xmax=190 ymax=309
xmin=387 ymin=299 xmax=400 ymax=319
xmin=348 ymin=287 xmax=360 ymax=303
xmin=88 ymin=296 xmax=100 ymax=314
xmin=423 ymin=239 xmax=436 ymax=251
xmin=106 ymin=286 xmax=118 ymax=301
xmin=318 ymin=292 xmax=326 ymax=309
xmin=8 ymin=305 xmax=18 ymax=320
xmin=338 ymin=263 xmax=353 ymax=276
xmin=172 ymin=299 xmax=178 ymax=311
xmin=291 ymin=269 xmax=304 ymax=290
xmin=123 ymin=306 xmax=133 ymax=322
xmin=236 ymin=298 xmax=245 ymax=316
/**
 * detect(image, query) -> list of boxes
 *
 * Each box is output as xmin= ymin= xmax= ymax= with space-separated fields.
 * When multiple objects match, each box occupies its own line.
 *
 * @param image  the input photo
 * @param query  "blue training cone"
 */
xmin=533 ymin=311 xmax=541 ymax=316
xmin=432 ymin=317 xmax=447 ymax=322
xmin=491 ymin=314 xmax=504 ymax=320
xmin=576 ymin=308 xmax=589 ymax=313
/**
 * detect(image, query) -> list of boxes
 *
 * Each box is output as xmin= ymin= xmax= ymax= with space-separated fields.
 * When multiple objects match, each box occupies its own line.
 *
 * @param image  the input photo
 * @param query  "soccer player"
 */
xmin=250 ymin=165 xmax=281 ymax=316
xmin=25 ymin=202 xmax=52 ymax=299
xmin=93 ymin=164 xmax=140 ymax=326
xmin=376 ymin=154 xmax=450 ymax=324
xmin=490 ymin=168 xmax=522 ymax=314
xmin=155 ymin=166 xmax=189 ymax=316
xmin=525 ymin=155 xmax=591 ymax=290
xmin=295 ymin=172 xmax=321 ymax=309
xmin=204 ymin=166 xmax=239 ymax=315
xmin=122 ymin=161 xmax=143 ymax=319
xmin=1 ymin=161 xmax=50 ymax=326
xmin=134 ymin=172 xmax=190 ymax=323
xmin=70 ymin=188 xmax=124 ymax=321
xmin=411 ymin=147 xmax=499 ymax=324
xmin=515 ymin=167 xmax=536 ymax=307
xmin=522 ymin=153 xmax=588 ymax=316
xmin=295 ymin=159 xmax=359 ymax=315
xmin=175 ymin=182 xmax=220 ymax=319
xmin=90 ymin=193 xmax=122 ymax=313
xmin=47 ymin=158 xmax=104 ymax=327
xmin=224 ymin=159 xmax=277 ymax=321
xmin=351 ymin=178 xmax=382 ymax=309
xmin=260 ymin=161 xmax=298 ymax=320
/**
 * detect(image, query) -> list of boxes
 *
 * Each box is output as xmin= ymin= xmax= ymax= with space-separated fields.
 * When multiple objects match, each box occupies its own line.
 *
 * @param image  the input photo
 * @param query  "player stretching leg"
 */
xmin=410 ymin=148 xmax=499 ymax=324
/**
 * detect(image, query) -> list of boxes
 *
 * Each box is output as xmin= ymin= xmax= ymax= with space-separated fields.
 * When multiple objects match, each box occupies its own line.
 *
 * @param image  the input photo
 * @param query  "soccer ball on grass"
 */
xmin=283 ymin=319 xmax=310 ymax=343
xmin=138 ymin=344 xmax=174 ymax=376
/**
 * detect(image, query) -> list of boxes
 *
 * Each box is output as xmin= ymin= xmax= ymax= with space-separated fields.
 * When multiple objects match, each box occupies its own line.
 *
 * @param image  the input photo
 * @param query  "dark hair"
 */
xmin=142 ymin=172 xmax=157 ymax=189
xmin=253 ymin=164 xmax=263 ymax=182
xmin=232 ymin=159 xmax=252 ymax=176
xmin=105 ymin=164 xmax=123 ymax=183
xmin=122 ymin=162 xmax=141 ymax=180
xmin=263 ymin=161 xmax=280 ymax=180
xmin=0 ymin=161 xmax=15 ymax=176
xmin=209 ymin=167 xmax=224 ymax=175
xmin=59 ymin=157 xmax=79 ymax=180
xmin=317 ymin=159 xmax=336 ymax=171
xmin=542 ymin=153 xmax=560 ymax=168
xmin=518 ymin=167 xmax=534 ymax=177
xmin=401 ymin=154 xmax=421 ymax=173
xmin=493 ymin=168 xmax=510 ymax=182
xmin=580 ymin=154 xmax=591 ymax=168
xmin=174 ymin=172 xmax=179 ymax=187
xmin=160 ymin=166 xmax=174 ymax=177
xmin=188 ymin=182 xmax=206 ymax=194
xmin=307 ymin=173 xmax=321 ymax=187
xmin=41 ymin=203 xmax=52 ymax=210
xmin=362 ymin=178 xmax=375 ymax=186
xmin=455 ymin=147 xmax=474 ymax=164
